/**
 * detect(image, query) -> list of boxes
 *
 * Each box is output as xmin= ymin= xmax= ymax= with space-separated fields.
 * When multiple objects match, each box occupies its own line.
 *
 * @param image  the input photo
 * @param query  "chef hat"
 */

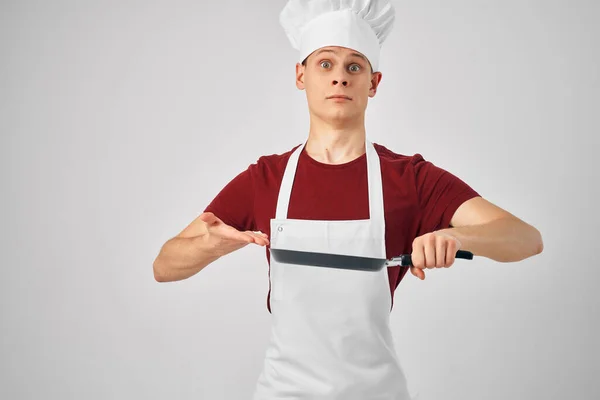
xmin=279 ymin=0 xmax=395 ymax=72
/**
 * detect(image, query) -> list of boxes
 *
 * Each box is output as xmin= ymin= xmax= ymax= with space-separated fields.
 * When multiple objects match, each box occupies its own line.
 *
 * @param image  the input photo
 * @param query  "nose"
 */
xmin=331 ymin=67 xmax=350 ymax=87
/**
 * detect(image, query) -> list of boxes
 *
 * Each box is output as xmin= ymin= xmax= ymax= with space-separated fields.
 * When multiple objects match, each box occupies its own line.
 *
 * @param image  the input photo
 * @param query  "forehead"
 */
xmin=311 ymin=46 xmax=367 ymax=61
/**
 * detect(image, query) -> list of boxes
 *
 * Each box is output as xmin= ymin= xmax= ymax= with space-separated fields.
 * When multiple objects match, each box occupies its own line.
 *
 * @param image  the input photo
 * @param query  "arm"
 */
xmin=437 ymin=197 xmax=544 ymax=262
xmin=152 ymin=216 xmax=221 ymax=282
xmin=153 ymin=212 xmax=268 ymax=282
xmin=410 ymin=156 xmax=543 ymax=279
xmin=153 ymin=236 xmax=220 ymax=282
xmin=153 ymin=166 xmax=260 ymax=282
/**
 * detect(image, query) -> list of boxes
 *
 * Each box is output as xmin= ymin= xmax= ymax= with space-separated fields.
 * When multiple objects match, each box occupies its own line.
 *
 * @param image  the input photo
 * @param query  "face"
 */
xmin=295 ymin=46 xmax=382 ymax=125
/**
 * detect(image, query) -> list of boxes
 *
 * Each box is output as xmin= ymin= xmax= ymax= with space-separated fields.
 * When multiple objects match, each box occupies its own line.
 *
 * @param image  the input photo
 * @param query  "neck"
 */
xmin=305 ymin=115 xmax=367 ymax=165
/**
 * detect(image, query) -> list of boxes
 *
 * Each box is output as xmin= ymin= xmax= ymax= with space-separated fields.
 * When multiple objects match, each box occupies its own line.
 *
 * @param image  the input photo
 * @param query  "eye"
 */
xmin=349 ymin=64 xmax=361 ymax=72
xmin=320 ymin=61 xmax=332 ymax=68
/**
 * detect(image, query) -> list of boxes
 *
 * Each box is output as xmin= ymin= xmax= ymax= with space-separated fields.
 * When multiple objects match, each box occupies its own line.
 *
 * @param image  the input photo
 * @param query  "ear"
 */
xmin=369 ymin=72 xmax=383 ymax=98
xmin=296 ymin=62 xmax=306 ymax=90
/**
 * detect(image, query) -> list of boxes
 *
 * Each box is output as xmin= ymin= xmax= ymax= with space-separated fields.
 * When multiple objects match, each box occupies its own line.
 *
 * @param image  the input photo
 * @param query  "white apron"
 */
xmin=252 ymin=140 xmax=413 ymax=400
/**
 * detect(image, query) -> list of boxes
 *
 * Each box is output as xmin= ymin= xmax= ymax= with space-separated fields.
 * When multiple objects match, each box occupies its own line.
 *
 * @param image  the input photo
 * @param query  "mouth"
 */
xmin=327 ymin=95 xmax=352 ymax=100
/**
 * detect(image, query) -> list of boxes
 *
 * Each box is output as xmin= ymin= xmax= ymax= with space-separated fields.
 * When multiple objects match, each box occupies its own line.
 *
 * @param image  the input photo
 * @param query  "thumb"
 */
xmin=198 ymin=212 xmax=220 ymax=225
xmin=410 ymin=266 xmax=426 ymax=280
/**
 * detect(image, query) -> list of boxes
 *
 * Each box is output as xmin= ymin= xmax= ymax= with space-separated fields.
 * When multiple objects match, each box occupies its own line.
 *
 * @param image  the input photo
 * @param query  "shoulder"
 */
xmin=247 ymin=143 xmax=303 ymax=181
xmin=256 ymin=143 xmax=300 ymax=166
xmin=373 ymin=142 xmax=426 ymax=173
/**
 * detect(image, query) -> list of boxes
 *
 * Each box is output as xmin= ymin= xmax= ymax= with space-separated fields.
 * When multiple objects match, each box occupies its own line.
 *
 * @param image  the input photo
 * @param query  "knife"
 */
xmin=269 ymin=248 xmax=474 ymax=271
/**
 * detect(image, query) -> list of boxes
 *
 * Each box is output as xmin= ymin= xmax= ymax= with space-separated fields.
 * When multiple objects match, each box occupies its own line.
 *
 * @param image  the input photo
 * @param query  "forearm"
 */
xmin=153 ymin=236 xmax=221 ymax=282
xmin=437 ymin=217 xmax=543 ymax=262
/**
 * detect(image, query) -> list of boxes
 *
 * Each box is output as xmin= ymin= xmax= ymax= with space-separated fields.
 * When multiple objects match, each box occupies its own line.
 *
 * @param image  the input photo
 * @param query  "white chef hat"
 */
xmin=279 ymin=0 xmax=395 ymax=72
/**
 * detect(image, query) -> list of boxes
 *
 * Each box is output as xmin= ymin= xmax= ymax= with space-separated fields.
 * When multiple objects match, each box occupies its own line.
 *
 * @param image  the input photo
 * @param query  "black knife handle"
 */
xmin=400 ymin=250 xmax=473 ymax=267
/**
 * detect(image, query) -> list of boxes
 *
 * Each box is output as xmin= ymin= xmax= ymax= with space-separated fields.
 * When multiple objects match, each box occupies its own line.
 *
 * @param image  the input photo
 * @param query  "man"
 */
xmin=153 ymin=0 xmax=544 ymax=398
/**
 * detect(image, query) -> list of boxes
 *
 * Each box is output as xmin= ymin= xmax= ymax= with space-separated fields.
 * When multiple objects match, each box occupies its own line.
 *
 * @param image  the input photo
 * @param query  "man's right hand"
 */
xmin=153 ymin=211 xmax=270 ymax=282
xmin=197 ymin=212 xmax=270 ymax=258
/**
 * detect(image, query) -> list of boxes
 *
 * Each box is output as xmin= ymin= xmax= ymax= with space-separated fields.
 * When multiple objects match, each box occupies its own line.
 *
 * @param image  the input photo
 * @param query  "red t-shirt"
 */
xmin=204 ymin=142 xmax=480 ymax=312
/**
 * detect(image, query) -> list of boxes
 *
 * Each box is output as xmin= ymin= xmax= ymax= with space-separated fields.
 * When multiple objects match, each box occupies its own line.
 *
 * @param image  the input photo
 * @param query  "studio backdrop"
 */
xmin=1 ymin=1 xmax=598 ymax=399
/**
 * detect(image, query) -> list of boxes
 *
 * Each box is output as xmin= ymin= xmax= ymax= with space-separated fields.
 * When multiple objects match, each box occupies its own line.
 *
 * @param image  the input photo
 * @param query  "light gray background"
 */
xmin=2 ymin=0 xmax=598 ymax=399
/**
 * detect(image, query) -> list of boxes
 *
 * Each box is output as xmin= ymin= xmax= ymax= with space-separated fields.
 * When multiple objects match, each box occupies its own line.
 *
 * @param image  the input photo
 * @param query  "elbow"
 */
xmin=513 ymin=226 xmax=543 ymax=261
xmin=153 ymin=266 xmax=163 ymax=282
xmin=532 ymin=227 xmax=544 ymax=255
xmin=536 ymin=238 xmax=544 ymax=255
xmin=153 ymin=260 xmax=168 ymax=282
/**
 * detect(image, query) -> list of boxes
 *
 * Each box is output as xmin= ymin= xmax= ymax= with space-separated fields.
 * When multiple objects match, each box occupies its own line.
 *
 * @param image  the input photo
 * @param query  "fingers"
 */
xmin=411 ymin=232 xmax=461 ymax=280
xmin=216 ymin=225 xmax=269 ymax=246
xmin=410 ymin=241 xmax=426 ymax=280
xmin=411 ymin=240 xmax=424 ymax=270
xmin=244 ymin=231 xmax=270 ymax=246
xmin=229 ymin=231 xmax=255 ymax=244
xmin=424 ymin=234 xmax=437 ymax=269
xmin=436 ymin=238 xmax=447 ymax=268
xmin=445 ymin=239 xmax=457 ymax=267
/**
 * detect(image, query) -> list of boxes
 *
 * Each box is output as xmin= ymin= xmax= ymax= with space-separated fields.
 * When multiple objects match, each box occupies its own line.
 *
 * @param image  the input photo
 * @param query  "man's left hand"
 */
xmin=409 ymin=231 xmax=462 ymax=280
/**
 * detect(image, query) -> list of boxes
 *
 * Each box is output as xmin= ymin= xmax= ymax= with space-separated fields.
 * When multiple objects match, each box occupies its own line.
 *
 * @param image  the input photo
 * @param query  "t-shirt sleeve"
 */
xmin=413 ymin=154 xmax=480 ymax=233
xmin=203 ymin=166 xmax=256 ymax=232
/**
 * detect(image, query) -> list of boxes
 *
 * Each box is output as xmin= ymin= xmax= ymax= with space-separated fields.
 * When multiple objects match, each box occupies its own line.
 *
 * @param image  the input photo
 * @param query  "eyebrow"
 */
xmin=312 ymin=49 xmax=368 ymax=63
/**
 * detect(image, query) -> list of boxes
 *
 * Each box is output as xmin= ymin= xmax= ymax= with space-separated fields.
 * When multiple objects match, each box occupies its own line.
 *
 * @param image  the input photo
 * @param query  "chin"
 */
xmin=309 ymin=103 xmax=362 ymax=124
xmin=327 ymin=109 xmax=360 ymax=122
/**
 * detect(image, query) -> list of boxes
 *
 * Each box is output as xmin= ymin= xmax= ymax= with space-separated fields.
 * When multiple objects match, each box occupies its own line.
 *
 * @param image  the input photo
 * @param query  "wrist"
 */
xmin=192 ymin=233 xmax=222 ymax=260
